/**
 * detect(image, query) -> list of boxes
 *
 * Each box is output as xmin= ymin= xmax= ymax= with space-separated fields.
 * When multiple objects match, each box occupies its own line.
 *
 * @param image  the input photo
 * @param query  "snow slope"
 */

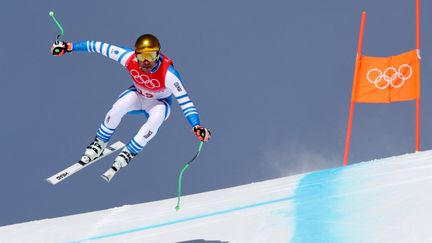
xmin=1 ymin=151 xmax=432 ymax=243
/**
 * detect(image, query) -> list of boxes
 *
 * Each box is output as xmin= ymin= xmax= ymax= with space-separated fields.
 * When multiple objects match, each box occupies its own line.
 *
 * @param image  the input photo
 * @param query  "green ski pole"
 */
xmin=175 ymin=141 xmax=204 ymax=211
xmin=48 ymin=11 xmax=65 ymax=40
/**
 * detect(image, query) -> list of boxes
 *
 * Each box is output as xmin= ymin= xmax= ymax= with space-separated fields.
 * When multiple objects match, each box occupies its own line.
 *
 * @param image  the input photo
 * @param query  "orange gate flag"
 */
xmin=352 ymin=49 xmax=420 ymax=103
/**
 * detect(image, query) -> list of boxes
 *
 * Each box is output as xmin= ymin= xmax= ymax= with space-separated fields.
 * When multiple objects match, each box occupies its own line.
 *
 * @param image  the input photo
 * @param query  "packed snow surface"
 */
xmin=1 ymin=150 xmax=432 ymax=242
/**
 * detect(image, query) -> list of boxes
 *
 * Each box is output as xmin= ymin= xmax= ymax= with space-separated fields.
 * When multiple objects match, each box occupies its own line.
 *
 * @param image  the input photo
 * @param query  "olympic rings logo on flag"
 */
xmin=366 ymin=64 xmax=412 ymax=90
xmin=130 ymin=69 xmax=161 ymax=89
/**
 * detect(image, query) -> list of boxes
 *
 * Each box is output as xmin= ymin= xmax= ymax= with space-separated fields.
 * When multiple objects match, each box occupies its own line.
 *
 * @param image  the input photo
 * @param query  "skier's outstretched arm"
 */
xmin=165 ymin=65 xmax=211 ymax=142
xmin=51 ymin=40 xmax=134 ymax=67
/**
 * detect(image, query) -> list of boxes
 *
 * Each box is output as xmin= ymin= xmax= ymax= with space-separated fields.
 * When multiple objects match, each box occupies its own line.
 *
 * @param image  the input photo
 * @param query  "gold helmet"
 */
xmin=135 ymin=34 xmax=161 ymax=62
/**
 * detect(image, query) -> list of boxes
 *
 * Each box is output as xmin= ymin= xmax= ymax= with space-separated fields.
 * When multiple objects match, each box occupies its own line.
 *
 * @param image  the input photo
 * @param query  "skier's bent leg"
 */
xmin=102 ymin=103 xmax=168 ymax=182
xmin=97 ymin=90 xmax=142 ymax=141
xmin=82 ymin=90 xmax=142 ymax=163
xmin=116 ymin=110 xmax=165 ymax=168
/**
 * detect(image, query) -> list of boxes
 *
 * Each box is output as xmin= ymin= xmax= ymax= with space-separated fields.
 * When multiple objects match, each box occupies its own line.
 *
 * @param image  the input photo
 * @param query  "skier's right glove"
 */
xmin=51 ymin=41 xmax=72 ymax=56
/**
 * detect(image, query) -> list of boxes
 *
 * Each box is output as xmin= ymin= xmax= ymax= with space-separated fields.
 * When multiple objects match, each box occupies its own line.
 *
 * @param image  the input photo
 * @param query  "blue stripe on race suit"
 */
xmin=158 ymin=97 xmax=172 ymax=119
xmin=72 ymin=41 xmax=90 ymax=52
xmin=182 ymin=107 xmax=196 ymax=113
xmin=98 ymin=127 xmax=111 ymax=137
xmin=128 ymin=140 xmax=143 ymax=154
xmin=184 ymin=110 xmax=198 ymax=117
xmin=127 ymin=110 xmax=149 ymax=118
xmin=97 ymin=129 xmax=110 ymax=138
xmin=92 ymin=41 xmax=97 ymax=52
xmin=96 ymin=134 xmax=110 ymax=142
xmin=187 ymin=114 xmax=200 ymax=127
xmin=106 ymin=44 xmax=111 ymax=57
xmin=96 ymin=136 xmax=109 ymax=143
xmin=184 ymin=108 xmax=197 ymax=114
xmin=98 ymin=132 xmax=113 ymax=141
xmin=101 ymin=122 xmax=115 ymax=132
xmin=101 ymin=43 xmax=106 ymax=53
xmin=127 ymin=139 xmax=143 ymax=155
xmin=168 ymin=65 xmax=183 ymax=83
xmin=157 ymin=96 xmax=173 ymax=106
xmin=175 ymin=94 xmax=188 ymax=100
xmin=118 ymin=50 xmax=130 ymax=63
xmin=130 ymin=139 xmax=143 ymax=150
xmin=126 ymin=144 xmax=138 ymax=155
xmin=96 ymin=132 xmax=110 ymax=142
xmin=161 ymin=100 xmax=169 ymax=119
xmin=97 ymin=128 xmax=111 ymax=138
xmin=179 ymin=101 xmax=192 ymax=107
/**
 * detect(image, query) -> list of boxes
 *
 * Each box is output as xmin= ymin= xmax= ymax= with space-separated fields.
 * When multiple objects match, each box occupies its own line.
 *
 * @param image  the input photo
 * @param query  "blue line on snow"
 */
xmin=70 ymin=195 xmax=295 ymax=242
xmin=292 ymin=167 xmax=342 ymax=243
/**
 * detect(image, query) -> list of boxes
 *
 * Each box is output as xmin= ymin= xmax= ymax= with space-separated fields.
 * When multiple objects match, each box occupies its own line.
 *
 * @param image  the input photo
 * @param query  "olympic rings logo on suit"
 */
xmin=129 ymin=69 xmax=161 ymax=89
xmin=366 ymin=64 xmax=412 ymax=90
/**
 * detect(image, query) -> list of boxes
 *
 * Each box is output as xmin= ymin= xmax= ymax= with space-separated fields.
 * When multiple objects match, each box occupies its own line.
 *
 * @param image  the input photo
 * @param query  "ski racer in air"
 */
xmin=51 ymin=34 xmax=211 ymax=182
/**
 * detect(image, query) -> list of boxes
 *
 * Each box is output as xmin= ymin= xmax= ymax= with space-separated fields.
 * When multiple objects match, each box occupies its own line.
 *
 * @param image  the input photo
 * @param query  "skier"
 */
xmin=51 ymin=34 xmax=211 ymax=182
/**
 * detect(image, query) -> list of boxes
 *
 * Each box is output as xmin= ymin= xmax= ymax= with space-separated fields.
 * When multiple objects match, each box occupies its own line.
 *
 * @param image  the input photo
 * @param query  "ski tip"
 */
xmin=46 ymin=178 xmax=56 ymax=185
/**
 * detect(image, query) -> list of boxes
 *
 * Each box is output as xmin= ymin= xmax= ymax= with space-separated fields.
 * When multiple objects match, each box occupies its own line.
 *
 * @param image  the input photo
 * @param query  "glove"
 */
xmin=193 ymin=125 xmax=211 ymax=142
xmin=51 ymin=41 xmax=72 ymax=56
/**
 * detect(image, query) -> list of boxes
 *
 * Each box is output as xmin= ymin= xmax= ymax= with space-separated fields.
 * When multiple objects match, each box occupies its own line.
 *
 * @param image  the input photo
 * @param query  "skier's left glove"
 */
xmin=193 ymin=125 xmax=211 ymax=142
xmin=51 ymin=41 xmax=72 ymax=56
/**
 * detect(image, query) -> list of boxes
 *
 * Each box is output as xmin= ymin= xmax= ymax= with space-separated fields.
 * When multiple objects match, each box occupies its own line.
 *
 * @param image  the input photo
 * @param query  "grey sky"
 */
xmin=0 ymin=0 xmax=431 ymax=226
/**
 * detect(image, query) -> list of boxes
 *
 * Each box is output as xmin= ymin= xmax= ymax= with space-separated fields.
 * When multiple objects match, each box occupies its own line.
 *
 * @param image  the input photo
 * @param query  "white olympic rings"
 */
xmin=366 ymin=64 xmax=412 ymax=90
xmin=130 ymin=69 xmax=161 ymax=89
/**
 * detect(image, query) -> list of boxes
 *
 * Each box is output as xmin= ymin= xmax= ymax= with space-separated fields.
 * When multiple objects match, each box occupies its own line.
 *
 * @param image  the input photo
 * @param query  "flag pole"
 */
xmin=343 ymin=11 xmax=366 ymax=166
xmin=415 ymin=0 xmax=421 ymax=152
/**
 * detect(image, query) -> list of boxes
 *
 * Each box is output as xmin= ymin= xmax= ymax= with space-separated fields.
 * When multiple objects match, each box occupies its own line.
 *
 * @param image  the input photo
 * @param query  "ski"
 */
xmin=46 ymin=141 xmax=125 ymax=185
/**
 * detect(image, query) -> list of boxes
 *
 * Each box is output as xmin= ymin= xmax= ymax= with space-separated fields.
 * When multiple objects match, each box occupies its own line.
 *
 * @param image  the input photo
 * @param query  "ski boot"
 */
xmin=101 ymin=148 xmax=134 ymax=182
xmin=81 ymin=138 xmax=108 ymax=164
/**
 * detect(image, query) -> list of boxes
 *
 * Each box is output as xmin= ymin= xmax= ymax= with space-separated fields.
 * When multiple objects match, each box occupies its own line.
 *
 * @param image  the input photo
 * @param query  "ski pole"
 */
xmin=48 ymin=11 xmax=65 ymax=40
xmin=175 ymin=141 xmax=204 ymax=211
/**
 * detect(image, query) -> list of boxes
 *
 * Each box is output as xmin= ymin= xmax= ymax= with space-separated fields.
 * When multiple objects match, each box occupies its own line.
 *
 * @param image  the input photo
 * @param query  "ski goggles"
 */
xmin=136 ymin=51 xmax=160 ymax=62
